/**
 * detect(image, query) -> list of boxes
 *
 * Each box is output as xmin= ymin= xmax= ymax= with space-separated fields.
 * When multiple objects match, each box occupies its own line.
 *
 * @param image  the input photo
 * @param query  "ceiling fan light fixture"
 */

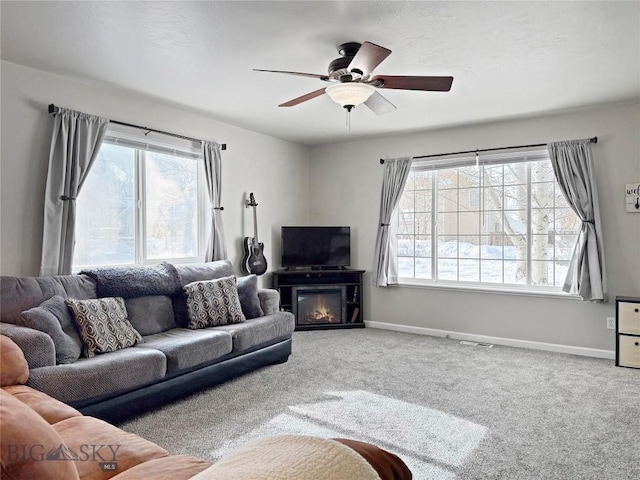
xmin=325 ymin=82 xmax=375 ymax=109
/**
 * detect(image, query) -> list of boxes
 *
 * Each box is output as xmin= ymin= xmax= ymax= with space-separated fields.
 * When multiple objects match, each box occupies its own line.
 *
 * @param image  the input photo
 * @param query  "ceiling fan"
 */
xmin=254 ymin=41 xmax=453 ymax=115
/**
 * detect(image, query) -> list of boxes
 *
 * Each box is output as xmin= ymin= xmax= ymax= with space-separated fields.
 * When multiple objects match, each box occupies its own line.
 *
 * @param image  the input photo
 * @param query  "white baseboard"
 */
xmin=364 ymin=320 xmax=615 ymax=360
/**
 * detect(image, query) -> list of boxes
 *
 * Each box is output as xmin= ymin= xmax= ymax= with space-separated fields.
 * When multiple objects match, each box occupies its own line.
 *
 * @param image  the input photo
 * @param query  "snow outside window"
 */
xmin=394 ymin=149 xmax=581 ymax=292
xmin=73 ymin=132 xmax=207 ymax=269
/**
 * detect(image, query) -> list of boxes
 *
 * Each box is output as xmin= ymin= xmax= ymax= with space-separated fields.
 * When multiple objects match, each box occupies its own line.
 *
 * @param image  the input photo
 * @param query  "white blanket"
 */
xmin=192 ymin=435 xmax=381 ymax=480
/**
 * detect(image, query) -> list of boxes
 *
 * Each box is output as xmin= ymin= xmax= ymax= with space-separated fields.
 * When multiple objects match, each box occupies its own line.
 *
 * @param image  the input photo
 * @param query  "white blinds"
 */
xmin=411 ymin=148 xmax=549 ymax=172
xmin=103 ymin=131 xmax=202 ymax=160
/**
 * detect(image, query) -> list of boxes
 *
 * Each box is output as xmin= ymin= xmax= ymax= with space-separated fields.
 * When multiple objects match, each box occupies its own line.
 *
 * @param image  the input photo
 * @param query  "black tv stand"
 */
xmin=284 ymin=266 xmax=348 ymax=271
xmin=272 ymin=269 xmax=365 ymax=331
xmin=310 ymin=266 xmax=347 ymax=271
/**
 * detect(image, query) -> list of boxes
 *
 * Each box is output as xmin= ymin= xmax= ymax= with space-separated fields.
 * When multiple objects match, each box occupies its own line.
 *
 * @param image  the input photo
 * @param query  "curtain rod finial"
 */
xmin=380 ymin=159 xmax=385 ymax=164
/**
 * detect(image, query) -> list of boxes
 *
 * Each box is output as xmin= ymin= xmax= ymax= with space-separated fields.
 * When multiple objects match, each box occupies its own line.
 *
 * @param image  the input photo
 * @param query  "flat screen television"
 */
xmin=281 ymin=226 xmax=350 ymax=269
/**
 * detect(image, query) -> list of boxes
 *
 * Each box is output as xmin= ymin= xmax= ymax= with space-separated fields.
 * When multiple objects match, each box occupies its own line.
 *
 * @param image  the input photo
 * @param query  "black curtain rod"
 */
xmin=48 ymin=104 xmax=226 ymax=151
xmin=379 ymin=136 xmax=597 ymax=164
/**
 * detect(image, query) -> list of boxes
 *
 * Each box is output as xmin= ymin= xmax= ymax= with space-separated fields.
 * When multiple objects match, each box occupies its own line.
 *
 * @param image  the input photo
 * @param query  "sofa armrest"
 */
xmin=0 ymin=322 xmax=55 ymax=368
xmin=257 ymin=289 xmax=280 ymax=315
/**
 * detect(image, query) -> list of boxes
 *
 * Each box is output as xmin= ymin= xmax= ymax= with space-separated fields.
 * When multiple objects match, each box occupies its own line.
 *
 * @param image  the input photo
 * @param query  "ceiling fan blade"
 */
xmin=279 ymin=88 xmax=327 ymax=107
xmin=348 ymin=41 xmax=391 ymax=76
xmin=254 ymin=69 xmax=329 ymax=80
xmin=364 ymin=91 xmax=396 ymax=116
xmin=371 ymin=75 xmax=454 ymax=91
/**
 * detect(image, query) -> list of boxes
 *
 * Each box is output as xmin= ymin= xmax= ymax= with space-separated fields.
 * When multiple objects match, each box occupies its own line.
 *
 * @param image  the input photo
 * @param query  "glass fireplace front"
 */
xmin=292 ymin=285 xmax=347 ymax=325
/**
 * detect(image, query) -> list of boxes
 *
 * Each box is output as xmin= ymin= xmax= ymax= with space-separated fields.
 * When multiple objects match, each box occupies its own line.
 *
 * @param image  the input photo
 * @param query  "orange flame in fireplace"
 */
xmin=298 ymin=291 xmax=342 ymax=324
xmin=312 ymin=296 xmax=334 ymax=322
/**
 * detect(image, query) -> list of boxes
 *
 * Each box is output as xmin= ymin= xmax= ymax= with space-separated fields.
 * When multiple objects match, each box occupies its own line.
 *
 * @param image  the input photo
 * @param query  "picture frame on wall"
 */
xmin=626 ymin=183 xmax=640 ymax=212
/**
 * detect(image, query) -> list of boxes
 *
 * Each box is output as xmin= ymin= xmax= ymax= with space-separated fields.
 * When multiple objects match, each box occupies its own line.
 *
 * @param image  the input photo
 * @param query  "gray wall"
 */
xmin=2 ymin=58 xmax=639 ymax=353
xmin=309 ymin=102 xmax=640 ymax=353
xmin=0 ymin=61 xmax=311 ymax=280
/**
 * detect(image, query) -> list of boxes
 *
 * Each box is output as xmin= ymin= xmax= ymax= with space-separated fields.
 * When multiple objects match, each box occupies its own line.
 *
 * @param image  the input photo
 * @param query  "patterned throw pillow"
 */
xmin=184 ymin=276 xmax=246 ymax=329
xmin=66 ymin=297 xmax=142 ymax=358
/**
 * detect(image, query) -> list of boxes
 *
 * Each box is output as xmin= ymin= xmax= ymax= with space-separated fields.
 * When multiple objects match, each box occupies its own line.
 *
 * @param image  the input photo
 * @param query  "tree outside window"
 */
xmin=73 ymin=140 xmax=203 ymax=269
xmin=396 ymin=153 xmax=580 ymax=290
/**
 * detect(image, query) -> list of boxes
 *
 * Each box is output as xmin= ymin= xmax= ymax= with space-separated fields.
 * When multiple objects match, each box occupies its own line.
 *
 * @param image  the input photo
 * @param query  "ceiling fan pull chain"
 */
xmin=346 ymin=109 xmax=351 ymax=131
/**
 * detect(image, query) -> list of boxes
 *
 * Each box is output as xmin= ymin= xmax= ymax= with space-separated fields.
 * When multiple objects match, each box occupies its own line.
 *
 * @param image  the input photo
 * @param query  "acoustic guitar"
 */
xmin=241 ymin=193 xmax=268 ymax=275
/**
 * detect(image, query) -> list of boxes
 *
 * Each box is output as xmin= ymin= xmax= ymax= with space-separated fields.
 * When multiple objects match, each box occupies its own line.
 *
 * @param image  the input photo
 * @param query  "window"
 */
xmin=395 ymin=149 xmax=581 ymax=292
xmin=73 ymin=133 xmax=206 ymax=269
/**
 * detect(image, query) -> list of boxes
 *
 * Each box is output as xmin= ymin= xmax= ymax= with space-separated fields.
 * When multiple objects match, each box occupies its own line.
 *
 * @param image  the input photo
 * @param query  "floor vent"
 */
xmin=460 ymin=340 xmax=494 ymax=348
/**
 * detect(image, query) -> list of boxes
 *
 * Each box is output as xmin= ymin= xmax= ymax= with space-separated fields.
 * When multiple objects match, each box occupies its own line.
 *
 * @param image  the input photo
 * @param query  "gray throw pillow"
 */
xmin=237 ymin=275 xmax=264 ymax=319
xmin=66 ymin=297 xmax=142 ymax=358
xmin=125 ymin=295 xmax=176 ymax=336
xmin=21 ymin=295 xmax=83 ymax=364
xmin=184 ymin=276 xmax=246 ymax=329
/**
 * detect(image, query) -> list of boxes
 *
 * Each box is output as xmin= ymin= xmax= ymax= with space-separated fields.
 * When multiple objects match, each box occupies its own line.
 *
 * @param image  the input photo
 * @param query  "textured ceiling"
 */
xmin=1 ymin=1 xmax=638 ymax=146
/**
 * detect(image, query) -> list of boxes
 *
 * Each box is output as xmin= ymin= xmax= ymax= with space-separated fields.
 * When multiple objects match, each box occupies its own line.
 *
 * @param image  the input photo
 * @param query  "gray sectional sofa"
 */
xmin=0 ymin=260 xmax=295 ymax=422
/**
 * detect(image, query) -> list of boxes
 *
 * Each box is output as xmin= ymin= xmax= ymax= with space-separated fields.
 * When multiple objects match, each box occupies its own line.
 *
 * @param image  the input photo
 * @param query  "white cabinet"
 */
xmin=616 ymin=296 xmax=640 ymax=368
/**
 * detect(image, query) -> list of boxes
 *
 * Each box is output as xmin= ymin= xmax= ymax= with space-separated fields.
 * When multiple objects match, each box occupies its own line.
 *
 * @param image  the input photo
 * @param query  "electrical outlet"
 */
xmin=606 ymin=317 xmax=616 ymax=330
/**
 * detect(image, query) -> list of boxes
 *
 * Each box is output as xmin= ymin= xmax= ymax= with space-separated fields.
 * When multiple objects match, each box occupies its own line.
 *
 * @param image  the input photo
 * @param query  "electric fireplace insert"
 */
xmin=292 ymin=285 xmax=347 ymax=325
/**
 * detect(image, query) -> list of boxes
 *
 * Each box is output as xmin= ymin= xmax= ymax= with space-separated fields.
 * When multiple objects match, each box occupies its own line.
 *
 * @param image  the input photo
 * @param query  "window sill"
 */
xmin=393 ymin=279 xmax=582 ymax=300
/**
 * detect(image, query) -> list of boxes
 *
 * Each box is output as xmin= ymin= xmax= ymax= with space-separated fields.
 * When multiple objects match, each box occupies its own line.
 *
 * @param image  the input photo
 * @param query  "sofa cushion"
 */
xmin=0 ymin=390 xmax=80 ymax=480
xmin=0 ymin=274 xmax=96 ymax=325
xmin=21 ymin=295 xmax=83 ymax=364
xmin=66 ymin=297 xmax=142 ymax=357
xmin=237 ymin=275 xmax=264 ymax=319
xmin=184 ymin=277 xmax=246 ymax=329
xmin=2 ymin=385 xmax=82 ymax=424
xmin=110 ymin=455 xmax=212 ymax=480
xmin=125 ymin=295 xmax=176 ymax=336
xmin=215 ymin=311 xmax=295 ymax=353
xmin=257 ymin=289 xmax=280 ymax=316
xmin=135 ymin=328 xmax=232 ymax=373
xmin=0 ymin=335 xmax=29 ymax=386
xmin=26 ymin=348 xmax=166 ymax=404
xmin=172 ymin=260 xmax=236 ymax=327
xmin=54 ymin=416 xmax=169 ymax=480
xmin=174 ymin=260 xmax=235 ymax=286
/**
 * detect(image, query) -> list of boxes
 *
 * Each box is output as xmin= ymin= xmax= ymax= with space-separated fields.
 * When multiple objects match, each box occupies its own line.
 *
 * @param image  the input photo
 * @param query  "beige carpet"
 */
xmin=119 ymin=329 xmax=640 ymax=480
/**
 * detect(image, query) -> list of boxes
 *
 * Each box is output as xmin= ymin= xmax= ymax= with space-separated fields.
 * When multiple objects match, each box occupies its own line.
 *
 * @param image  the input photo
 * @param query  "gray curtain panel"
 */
xmin=548 ymin=139 xmax=607 ymax=301
xmin=40 ymin=108 xmax=109 ymax=276
xmin=202 ymin=141 xmax=227 ymax=261
xmin=372 ymin=157 xmax=412 ymax=287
